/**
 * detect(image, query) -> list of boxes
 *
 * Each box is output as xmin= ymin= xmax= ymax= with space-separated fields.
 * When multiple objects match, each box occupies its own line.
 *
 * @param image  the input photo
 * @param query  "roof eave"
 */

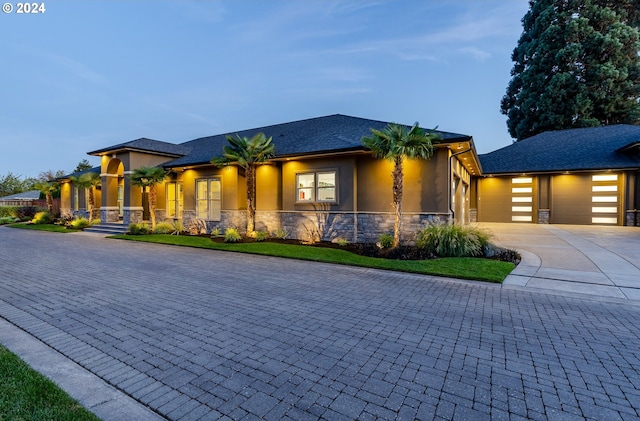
xmin=480 ymin=166 xmax=639 ymax=176
xmin=88 ymin=147 xmax=186 ymax=158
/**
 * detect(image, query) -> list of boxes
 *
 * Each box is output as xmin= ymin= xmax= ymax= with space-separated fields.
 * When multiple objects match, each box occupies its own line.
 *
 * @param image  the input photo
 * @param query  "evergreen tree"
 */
xmin=74 ymin=159 xmax=93 ymax=173
xmin=501 ymin=0 xmax=640 ymax=140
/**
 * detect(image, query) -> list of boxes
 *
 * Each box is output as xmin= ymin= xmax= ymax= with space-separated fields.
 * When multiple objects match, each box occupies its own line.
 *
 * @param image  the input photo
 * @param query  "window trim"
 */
xmin=295 ymin=169 xmax=338 ymax=204
xmin=196 ymin=177 xmax=222 ymax=221
xmin=166 ymin=182 xmax=184 ymax=219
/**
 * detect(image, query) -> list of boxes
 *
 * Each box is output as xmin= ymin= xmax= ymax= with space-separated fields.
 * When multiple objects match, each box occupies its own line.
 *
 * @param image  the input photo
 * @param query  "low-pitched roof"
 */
xmin=88 ymin=138 xmax=191 ymax=157
xmin=58 ymin=166 xmax=101 ymax=181
xmin=165 ymin=114 xmax=472 ymax=168
xmin=479 ymin=125 xmax=640 ymax=175
xmin=0 ymin=190 xmax=41 ymax=201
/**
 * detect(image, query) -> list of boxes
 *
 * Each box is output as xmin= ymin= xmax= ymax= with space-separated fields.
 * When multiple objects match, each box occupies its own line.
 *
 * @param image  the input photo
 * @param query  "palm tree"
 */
xmin=212 ymin=132 xmax=274 ymax=233
xmin=69 ymin=172 xmax=101 ymax=222
xmin=362 ymin=122 xmax=441 ymax=247
xmin=129 ymin=166 xmax=167 ymax=229
xmin=34 ymin=180 xmax=59 ymax=215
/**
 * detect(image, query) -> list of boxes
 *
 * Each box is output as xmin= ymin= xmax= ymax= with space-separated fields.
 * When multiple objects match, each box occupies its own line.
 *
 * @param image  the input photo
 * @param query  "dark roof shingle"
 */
xmin=479 ymin=125 xmax=640 ymax=174
xmin=88 ymin=138 xmax=191 ymax=157
xmin=164 ymin=114 xmax=470 ymax=167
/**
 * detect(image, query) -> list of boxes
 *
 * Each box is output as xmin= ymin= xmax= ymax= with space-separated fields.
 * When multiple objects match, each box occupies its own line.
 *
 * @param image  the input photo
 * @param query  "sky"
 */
xmin=1 ymin=0 xmax=530 ymax=178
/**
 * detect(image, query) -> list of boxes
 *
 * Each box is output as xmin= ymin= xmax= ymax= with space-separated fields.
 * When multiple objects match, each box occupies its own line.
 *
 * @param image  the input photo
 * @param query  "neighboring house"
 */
xmin=59 ymin=114 xmax=479 ymax=242
xmin=0 ymin=190 xmax=42 ymax=206
xmin=475 ymin=125 xmax=640 ymax=226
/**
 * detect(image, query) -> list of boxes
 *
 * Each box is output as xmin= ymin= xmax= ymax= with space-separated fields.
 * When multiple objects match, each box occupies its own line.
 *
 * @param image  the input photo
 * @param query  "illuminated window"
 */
xmin=512 ymin=206 xmax=532 ymax=212
xmin=592 ymin=207 xmax=617 ymax=213
xmin=512 ymin=197 xmax=532 ymax=203
xmin=512 ymin=215 xmax=532 ymax=222
xmin=166 ymin=182 xmax=183 ymax=219
xmin=592 ymin=185 xmax=617 ymax=192
xmin=196 ymin=178 xmax=221 ymax=221
xmin=592 ymin=217 xmax=617 ymax=224
xmin=512 ymin=187 xmax=532 ymax=193
xmin=296 ymin=171 xmax=336 ymax=203
xmin=592 ymin=174 xmax=618 ymax=182
xmin=512 ymin=177 xmax=532 ymax=184
xmin=592 ymin=196 xmax=617 ymax=203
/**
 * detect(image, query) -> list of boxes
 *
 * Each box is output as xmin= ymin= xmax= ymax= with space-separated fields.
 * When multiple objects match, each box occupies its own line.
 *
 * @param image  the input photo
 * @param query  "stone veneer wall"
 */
xmin=181 ymin=210 xmax=451 ymax=244
xmin=626 ymin=210 xmax=639 ymax=227
xmin=538 ymin=209 xmax=550 ymax=224
xmin=469 ymin=209 xmax=477 ymax=223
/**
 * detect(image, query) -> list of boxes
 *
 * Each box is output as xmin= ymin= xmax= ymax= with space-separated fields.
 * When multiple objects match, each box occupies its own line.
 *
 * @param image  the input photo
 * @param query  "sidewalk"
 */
xmin=482 ymin=223 xmax=640 ymax=301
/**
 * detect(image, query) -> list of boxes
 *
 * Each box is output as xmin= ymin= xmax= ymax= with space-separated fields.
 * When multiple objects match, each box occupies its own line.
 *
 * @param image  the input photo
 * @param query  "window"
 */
xmin=166 ymin=182 xmax=183 ymax=219
xmin=196 ymin=178 xmax=221 ymax=221
xmin=73 ymin=187 xmax=79 ymax=211
xmin=296 ymin=171 xmax=336 ymax=203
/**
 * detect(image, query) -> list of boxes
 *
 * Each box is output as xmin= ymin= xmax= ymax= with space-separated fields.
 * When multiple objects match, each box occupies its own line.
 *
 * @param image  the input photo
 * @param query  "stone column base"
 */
xmin=100 ymin=207 xmax=120 ymax=223
xmin=123 ymin=207 xmax=144 ymax=225
xmin=538 ymin=209 xmax=550 ymax=224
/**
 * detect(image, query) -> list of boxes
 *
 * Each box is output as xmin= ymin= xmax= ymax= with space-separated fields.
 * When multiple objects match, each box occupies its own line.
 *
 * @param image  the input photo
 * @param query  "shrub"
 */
xmin=68 ymin=217 xmax=92 ymax=230
xmin=171 ymin=220 xmax=184 ymax=235
xmin=187 ymin=219 xmax=208 ymax=235
xmin=415 ymin=222 xmax=491 ymax=257
xmin=0 ymin=206 xmax=19 ymax=218
xmin=0 ymin=216 xmax=18 ymax=225
xmin=153 ymin=222 xmax=175 ymax=234
xmin=483 ymin=243 xmax=521 ymax=265
xmin=248 ymin=230 xmax=269 ymax=241
xmin=377 ymin=233 xmax=394 ymax=249
xmin=17 ymin=206 xmax=39 ymax=220
xmin=224 ymin=227 xmax=242 ymax=243
xmin=332 ymin=237 xmax=349 ymax=246
xmin=254 ymin=230 xmax=269 ymax=242
xmin=210 ymin=227 xmax=220 ymax=238
xmin=128 ymin=222 xmax=151 ymax=235
xmin=32 ymin=211 xmax=53 ymax=225
xmin=272 ymin=228 xmax=289 ymax=239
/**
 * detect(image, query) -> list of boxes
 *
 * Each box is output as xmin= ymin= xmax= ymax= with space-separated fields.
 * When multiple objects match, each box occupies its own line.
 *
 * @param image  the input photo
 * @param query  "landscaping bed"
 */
xmin=208 ymin=235 xmax=521 ymax=265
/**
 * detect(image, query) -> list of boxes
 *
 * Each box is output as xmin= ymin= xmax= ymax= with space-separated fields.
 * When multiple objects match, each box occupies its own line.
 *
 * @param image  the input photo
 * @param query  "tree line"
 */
xmin=501 ymin=0 xmax=640 ymax=140
xmin=0 ymin=159 xmax=93 ymax=198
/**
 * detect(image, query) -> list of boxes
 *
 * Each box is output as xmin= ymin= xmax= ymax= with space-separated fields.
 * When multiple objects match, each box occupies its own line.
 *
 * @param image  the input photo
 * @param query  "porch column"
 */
xmin=100 ymin=173 xmax=120 ymax=223
xmin=122 ymin=170 xmax=144 ymax=225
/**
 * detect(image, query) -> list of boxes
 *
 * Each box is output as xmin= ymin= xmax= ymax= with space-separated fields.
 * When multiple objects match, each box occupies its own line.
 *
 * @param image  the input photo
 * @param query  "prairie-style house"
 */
xmin=59 ymin=115 xmax=479 ymax=242
xmin=58 ymin=115 xmax=640 ymax=240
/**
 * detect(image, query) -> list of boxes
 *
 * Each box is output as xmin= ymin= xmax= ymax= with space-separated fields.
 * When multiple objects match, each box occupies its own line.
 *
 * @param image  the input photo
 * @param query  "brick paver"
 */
xmin=1 ymin=227 xmax=640 ymax=420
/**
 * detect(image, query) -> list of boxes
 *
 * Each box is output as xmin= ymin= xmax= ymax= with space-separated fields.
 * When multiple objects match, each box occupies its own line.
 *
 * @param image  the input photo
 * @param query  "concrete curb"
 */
xmin=0 ymin=318 xmax=166 ymax=421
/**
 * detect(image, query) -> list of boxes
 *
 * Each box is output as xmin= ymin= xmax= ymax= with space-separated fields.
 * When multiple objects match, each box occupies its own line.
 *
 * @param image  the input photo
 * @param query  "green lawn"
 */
xmin=0 ymin=345 xmax=101 ymax=421
xmin=6 ymin=223 xmax=75 ymax=233
xmin=113 ymin=234 xmax=515 ymax=282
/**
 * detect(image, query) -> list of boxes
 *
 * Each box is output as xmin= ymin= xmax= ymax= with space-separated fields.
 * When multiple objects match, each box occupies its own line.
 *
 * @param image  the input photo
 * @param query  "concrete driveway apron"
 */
xmin=482 ymin=223 xmax=640 ymax=301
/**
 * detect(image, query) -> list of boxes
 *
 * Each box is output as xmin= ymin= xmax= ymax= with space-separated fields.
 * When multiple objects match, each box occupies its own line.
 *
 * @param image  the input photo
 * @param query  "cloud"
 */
xmin=43 ymin=52 xmax=108 ymax=84
xmin=5 ymin=42 xmax=109 ymax=85
xmin=458 ymin=47 xmax=492 ymax=61
xmin=315 ymin=1 xmax=526 ymax=62
xmin=171 ymin=0 xmax=226 ymax=23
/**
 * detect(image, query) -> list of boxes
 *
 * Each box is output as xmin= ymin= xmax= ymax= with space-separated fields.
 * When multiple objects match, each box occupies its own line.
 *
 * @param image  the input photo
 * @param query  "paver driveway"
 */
xmin=1 ymin=227 xmax=640 ymax=420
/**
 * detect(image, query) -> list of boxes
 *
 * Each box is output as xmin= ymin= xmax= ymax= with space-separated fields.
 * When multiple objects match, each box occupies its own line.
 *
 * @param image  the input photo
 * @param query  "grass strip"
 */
xmin=112 ymin=234 xmax=514 ymax=282
xmin=0 ymin=345 xmax=101 ymax=421
xmin=6 ymin=223 xmax=76 ymax=233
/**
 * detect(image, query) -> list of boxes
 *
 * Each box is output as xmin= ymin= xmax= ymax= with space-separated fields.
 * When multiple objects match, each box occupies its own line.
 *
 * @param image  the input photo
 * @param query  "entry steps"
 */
xmin=83 ymin=222 xmax=128 ymax=235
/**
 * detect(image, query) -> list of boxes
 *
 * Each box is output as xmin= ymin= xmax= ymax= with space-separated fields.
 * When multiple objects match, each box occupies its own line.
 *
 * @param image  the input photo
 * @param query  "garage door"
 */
xmin=551 ymin=174 xmax=619 ymax=225
xmin=478 ymin=177 xmax=535 ymax=223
